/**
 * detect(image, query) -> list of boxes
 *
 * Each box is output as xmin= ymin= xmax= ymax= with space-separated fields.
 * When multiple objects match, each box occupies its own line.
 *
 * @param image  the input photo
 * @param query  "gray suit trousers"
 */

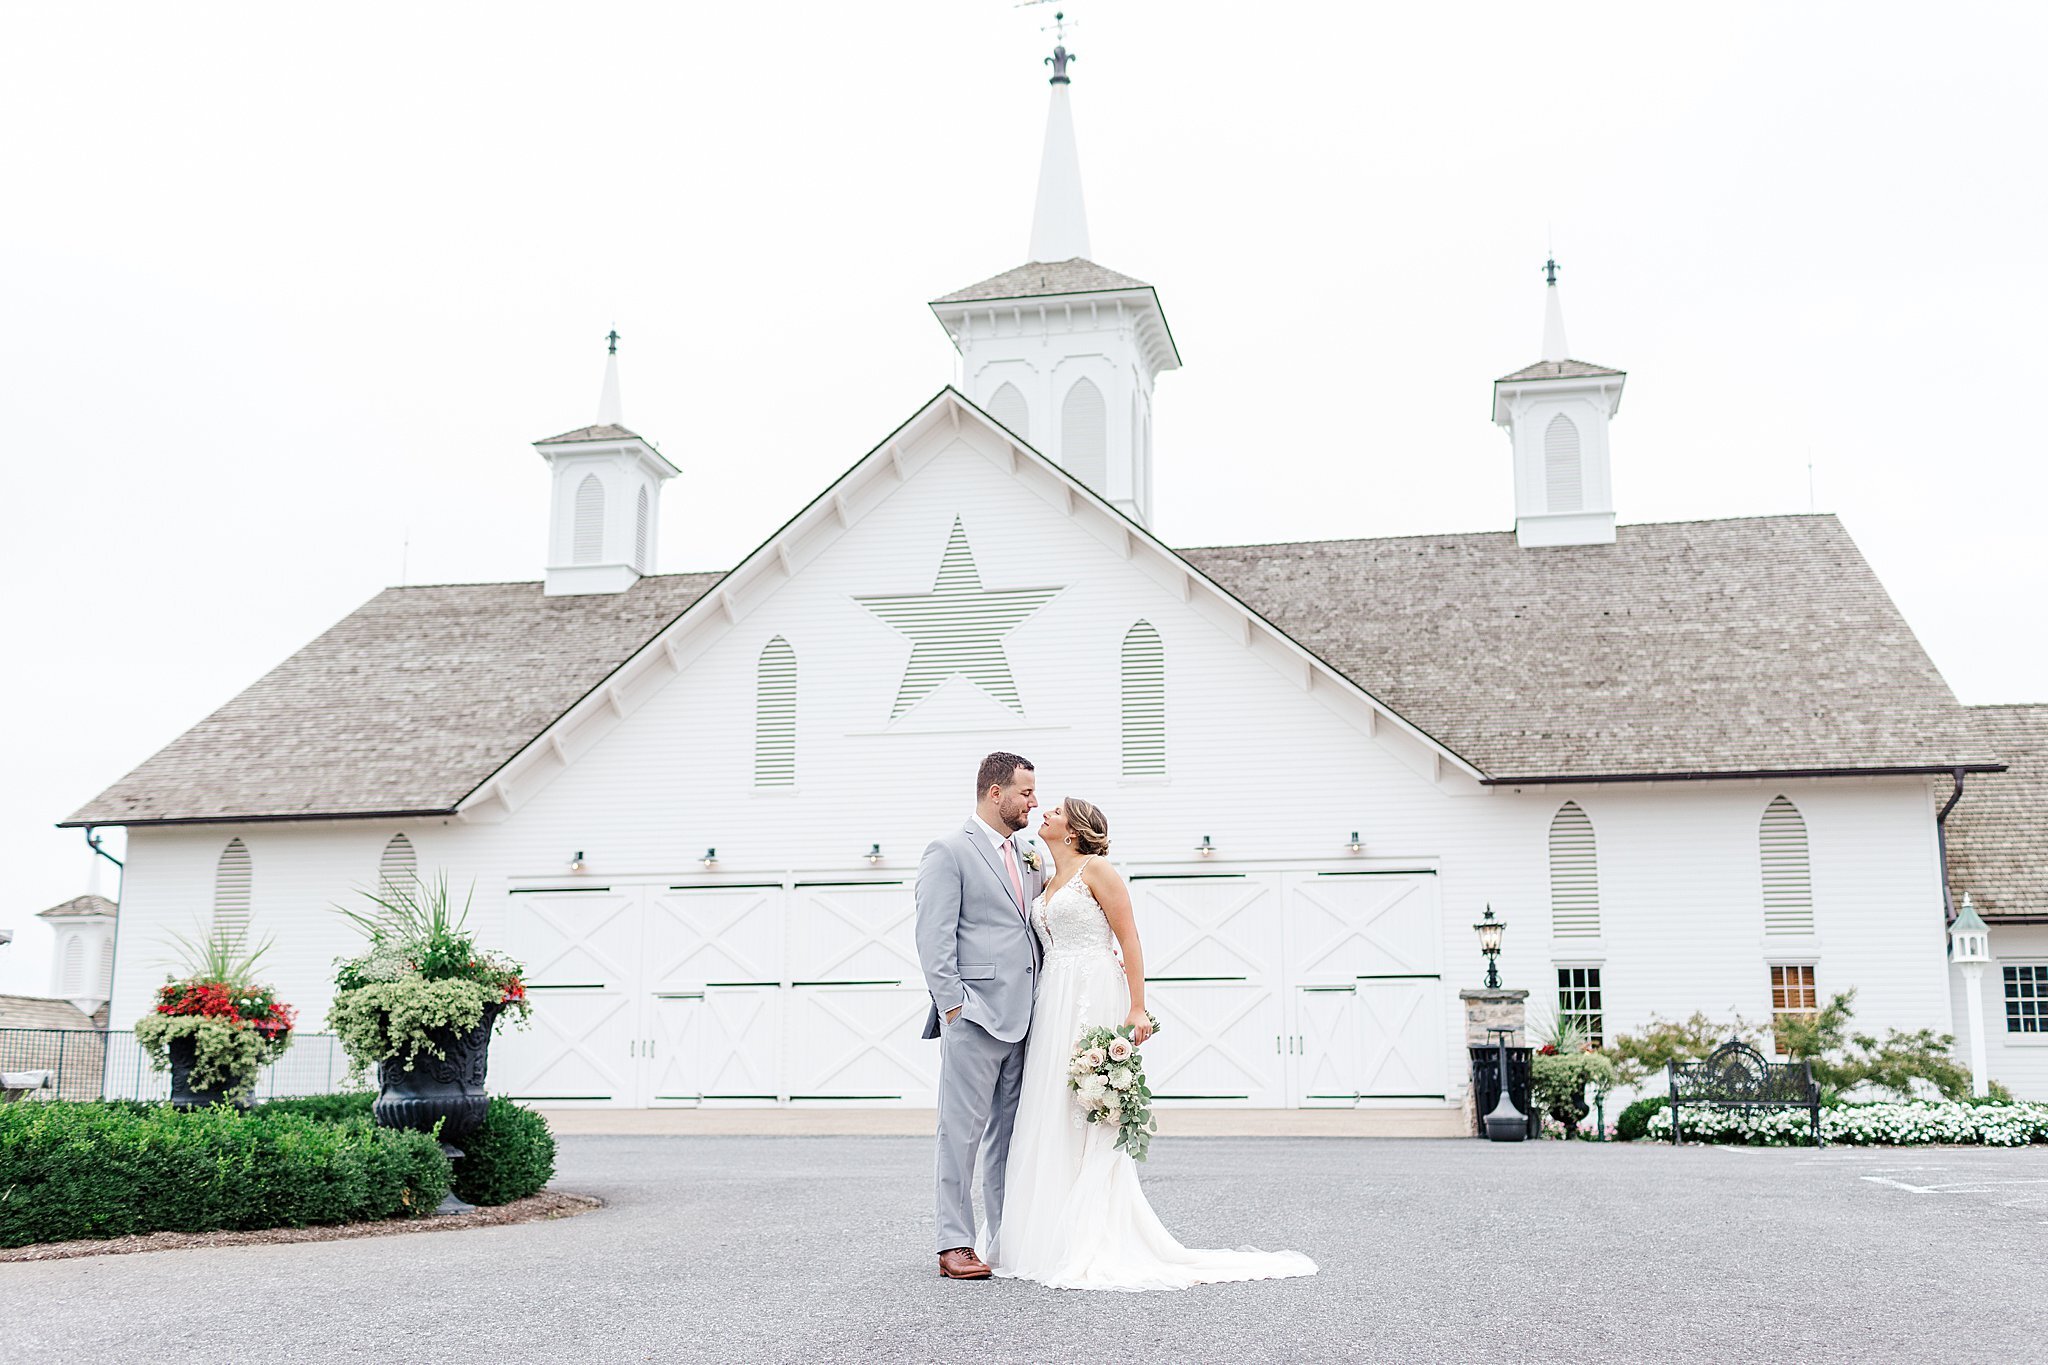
xmin=934 ymin=1017 xmax=1027 ymax=1254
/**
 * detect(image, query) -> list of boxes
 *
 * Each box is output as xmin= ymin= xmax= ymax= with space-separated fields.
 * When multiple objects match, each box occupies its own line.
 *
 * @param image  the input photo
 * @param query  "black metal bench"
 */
xmin=1666 ymin=1040 xmax=1822 ymax=1145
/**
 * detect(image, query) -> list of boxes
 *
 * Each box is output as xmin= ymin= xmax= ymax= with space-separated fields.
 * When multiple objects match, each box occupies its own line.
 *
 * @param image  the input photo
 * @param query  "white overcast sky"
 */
xmin=2 ymin=1 xmax=2042 ymax=994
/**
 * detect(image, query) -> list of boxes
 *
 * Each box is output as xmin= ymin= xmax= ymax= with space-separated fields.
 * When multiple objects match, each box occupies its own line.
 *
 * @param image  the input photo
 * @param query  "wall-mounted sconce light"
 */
xmin=569 ymin=851 xmax=586 ymax=873
xmin=701 ymin=848 xmax=718 ymax=870
xmin=867 ymin=843 xmax=884 ymax=867
xmin=1347 ymin=831 xmax=1364 ymax=855
xmin=1196 ymin=836 xmax=1215 ymax=858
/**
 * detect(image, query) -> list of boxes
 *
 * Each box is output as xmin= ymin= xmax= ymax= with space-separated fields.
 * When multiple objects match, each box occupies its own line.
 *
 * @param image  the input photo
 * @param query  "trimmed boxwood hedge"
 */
xmin=258 ymin=1093 xmax=555 ymax=1206
xmin=1614 ymin=1095 xmax=1670 ymax=1142
xmin=0 ymin=1101 xmax=449 ymax=1248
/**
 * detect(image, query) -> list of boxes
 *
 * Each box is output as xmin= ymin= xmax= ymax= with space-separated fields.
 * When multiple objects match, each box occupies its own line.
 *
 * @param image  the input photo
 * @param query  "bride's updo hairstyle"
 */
xmin=1062 ymin=799 xmax=1111 ymax=857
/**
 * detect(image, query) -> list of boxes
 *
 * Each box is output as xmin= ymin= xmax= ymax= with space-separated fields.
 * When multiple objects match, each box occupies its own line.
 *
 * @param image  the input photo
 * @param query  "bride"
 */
xmin=982 ymin=797 xmax=1318 ymax=1292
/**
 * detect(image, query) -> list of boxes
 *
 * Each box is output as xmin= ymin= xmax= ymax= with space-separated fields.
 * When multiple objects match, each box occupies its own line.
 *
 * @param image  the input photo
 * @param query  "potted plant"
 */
xmin=327 ymin=873 xmax=529 ymax=1212
xmin=134 ymin=931 xmax=297 ymax=1109
xmin=1529 ymin=1015 xmax=1617 ymax=1139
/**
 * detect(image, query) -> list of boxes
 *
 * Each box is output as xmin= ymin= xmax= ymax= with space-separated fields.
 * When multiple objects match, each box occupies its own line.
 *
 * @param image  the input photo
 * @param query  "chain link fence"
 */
xmin=0 ymin=1029 xmax=353 ymax=1103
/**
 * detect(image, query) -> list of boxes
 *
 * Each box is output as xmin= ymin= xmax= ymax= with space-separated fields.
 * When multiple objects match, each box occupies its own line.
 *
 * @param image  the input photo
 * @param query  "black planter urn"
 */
xmin=167 ymin=1032 xmax=253 ymax=1111
xmin=374 ymin=1004 xmax=500 ymax=1215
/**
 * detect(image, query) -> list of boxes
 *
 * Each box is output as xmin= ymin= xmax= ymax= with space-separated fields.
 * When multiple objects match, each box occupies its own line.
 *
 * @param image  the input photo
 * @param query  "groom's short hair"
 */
xmin=977 ymin=751 xmax=1032 ymax=795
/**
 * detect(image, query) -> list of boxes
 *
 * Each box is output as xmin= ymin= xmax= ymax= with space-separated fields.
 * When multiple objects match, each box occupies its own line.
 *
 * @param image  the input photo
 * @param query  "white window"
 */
xmin=1544 ymin=413 xmax=1582 ymax=513
xmin=1556 ymin=966 xmax=1603 ymax=1047
xmin=2004 ymin=964 xmax=2048 ymax=1034
xmin=1120 ymin=621 xmax=1165 ymax=776
xmin=378 ymin=832 xmax=418 ymax=899
xmin=755 ymin=636 xmax=797 ymax=787
xmin=573 ymin=474 xmax=605 ymax=564
xmin=213 ymin=837 xmax=252 ymax=943
xmin=1770 ymin=964 xmax=1818 ymax=1054
xmin=1061 ymin=377 xmax=1107 ymax=490
xmin=987 ymin=382 xmax=1030 ymax=441
xmin=1760 ymin=795 xmax=1814 ymax=935
xmin=1548 ymin=801 xmax=1599 ymax=938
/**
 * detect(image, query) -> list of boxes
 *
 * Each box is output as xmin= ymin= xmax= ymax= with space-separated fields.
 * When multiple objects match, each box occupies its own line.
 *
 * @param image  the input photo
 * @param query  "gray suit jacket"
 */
xmin=915 ymin=820 xmax=1045 ymax=1042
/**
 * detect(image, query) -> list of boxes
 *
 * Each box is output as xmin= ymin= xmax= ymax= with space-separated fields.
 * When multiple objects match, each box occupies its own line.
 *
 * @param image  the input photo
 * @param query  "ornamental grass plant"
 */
xmin=327 ymin=873 xmax=530 ymax=1079
xmin=132 ymin=929 xmax=296 ymax=1102
xmin=0 ymin=1101 xmax=449 ymax=1247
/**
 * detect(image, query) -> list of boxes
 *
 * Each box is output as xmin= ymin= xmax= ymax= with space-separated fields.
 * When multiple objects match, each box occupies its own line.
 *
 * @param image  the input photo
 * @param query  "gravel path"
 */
xmin=5 ymin=1136 xmax=2046 ymax=1363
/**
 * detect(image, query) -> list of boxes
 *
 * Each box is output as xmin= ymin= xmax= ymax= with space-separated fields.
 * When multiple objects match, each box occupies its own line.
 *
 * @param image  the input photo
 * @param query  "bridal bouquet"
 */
xmin=1067 ymin=1015 xmax=1163 ymax=1161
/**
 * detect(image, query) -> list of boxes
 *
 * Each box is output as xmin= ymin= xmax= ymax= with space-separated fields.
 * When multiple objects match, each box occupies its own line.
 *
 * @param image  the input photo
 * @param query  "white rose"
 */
xmin=1107 ymin=1038 xmax=1134 ymax=1062
xmin=1108 ymin=1066 xmax=1133 ymax=1091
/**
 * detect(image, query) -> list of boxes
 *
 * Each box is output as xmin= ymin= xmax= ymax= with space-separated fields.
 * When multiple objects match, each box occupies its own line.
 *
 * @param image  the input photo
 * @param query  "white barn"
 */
xmin=65 ymin=45 xmax=2032 ymax=1118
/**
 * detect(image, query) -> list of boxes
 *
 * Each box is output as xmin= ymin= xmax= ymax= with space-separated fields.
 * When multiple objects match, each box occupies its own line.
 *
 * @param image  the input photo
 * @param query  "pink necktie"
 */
xmin=1001 ymin=840 xmax=1025 ymax=910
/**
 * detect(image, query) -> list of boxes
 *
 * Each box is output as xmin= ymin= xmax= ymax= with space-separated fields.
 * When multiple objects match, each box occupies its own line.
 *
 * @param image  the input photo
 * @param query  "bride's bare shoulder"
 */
xmin=1079 ymin=856 xmax=1124 ymax=890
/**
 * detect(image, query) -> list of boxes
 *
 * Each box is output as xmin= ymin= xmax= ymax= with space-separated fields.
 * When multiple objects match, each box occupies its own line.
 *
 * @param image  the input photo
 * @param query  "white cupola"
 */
xmin=928 ymin=28 xmax=1179 ymax=528
xmin=536 ymin=332 xmax=680 ymax=596
xmin=38 ymin=894 xmax=117 ymax=1015
xmin=1492 ymin=259 xmax=1625 ymax=548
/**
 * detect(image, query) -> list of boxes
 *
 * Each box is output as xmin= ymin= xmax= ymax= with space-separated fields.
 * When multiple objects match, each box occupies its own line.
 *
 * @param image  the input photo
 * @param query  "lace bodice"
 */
xmin=1031 ymin=862 xmax=1119 ymax=970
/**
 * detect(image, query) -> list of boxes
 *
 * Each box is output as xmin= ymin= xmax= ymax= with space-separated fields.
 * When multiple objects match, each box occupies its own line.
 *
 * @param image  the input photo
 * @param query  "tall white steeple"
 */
xmin=929 ymin=21 xmax=1179 ymax=527
xmin=1492 ymin=258 xmax=1625 ymax=548
xmin=535 ymin=332 xmax=679 ymax=596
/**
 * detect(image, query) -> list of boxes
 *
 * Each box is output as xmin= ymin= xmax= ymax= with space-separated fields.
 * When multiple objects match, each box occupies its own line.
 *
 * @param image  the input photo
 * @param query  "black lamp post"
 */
xmin=1474 ymin=905 xmax=1505 ymax=990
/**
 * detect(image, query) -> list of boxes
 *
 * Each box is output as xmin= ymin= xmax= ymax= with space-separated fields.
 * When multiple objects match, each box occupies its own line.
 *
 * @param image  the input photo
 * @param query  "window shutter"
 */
xmin=213 ymin=837 xmax=252 ymax=943
xmin=1121 ymin=620 xmax=1165 ymax=776
xmin=1544 ymin=414 xmax=1582 ymax=513
xmin=1548 ymin=801 xmax=1600 ymax=938
xmin=573 ymin=474 xmax=605 ymax=564
xmin=1760 ymin=796 xmax=1814 ymax=935
xmin=1061 ymin=377 xmax=1107 ymax=490
xmin=62 ymin=937 xmax=84 ymax=995
xmin=635 ymin=486 xmax=651 ymax=572
xmin=755 ymin=636 xmax=797 ymax=786
xmin=378 ymin=833 xmax=418 ymax=899
xmin=988 ymin=382 xmax=1030 ymax=441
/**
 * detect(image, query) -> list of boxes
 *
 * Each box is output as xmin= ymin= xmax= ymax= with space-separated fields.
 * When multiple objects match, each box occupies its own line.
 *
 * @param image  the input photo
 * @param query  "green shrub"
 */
xmin=1614 ymin=1094 xmax=1670 ymax=1141
xmin=257 ymin=1091 xmax=377 ymax=1125
xmin=0 ymin=1101 xmax=449 ymax=1248
xmin=1530 ymin=1050 xmax=1618 ymax=1137
xmin=453 ymin=1098 xmax=556 ymax=1206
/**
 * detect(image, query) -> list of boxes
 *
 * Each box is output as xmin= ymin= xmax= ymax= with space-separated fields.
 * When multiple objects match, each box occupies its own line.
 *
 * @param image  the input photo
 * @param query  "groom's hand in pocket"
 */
xmin=945 ymin=1006 xmax=962 ymax=1025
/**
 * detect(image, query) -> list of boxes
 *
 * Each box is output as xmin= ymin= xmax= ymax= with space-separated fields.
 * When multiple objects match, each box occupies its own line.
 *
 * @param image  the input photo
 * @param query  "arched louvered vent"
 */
xmin=573 ymin=474 xmax=605 ymax=564
xmin=97 ymin=939 xmax=114 ymax=996
xmin=1760 ymin=795 xmax=1814 ymax=935
xmin=61 ymin=937 xmax=84 ymax=995
xmin=1548 ymin=801 xmax=1600 ymax=938
xmin=755 ymin=636 xmax=797 ymax=786
xmin=378 ymin=833 xmax=418 ymax=899
xmin=988 ymin=382 xmax=1029 ymax=440
xmin=213 ymin=837 xmax=252 ymax=943
xmin=634 ymin=486 xmax=651 ymax=572
xmin=1545 ymin=413 xmax=1583 ymax=513
xmin=1061 ymin=377 xmax=1107 ymax=490
xmin=1121 ymin=620 xmax=1165 ymax=776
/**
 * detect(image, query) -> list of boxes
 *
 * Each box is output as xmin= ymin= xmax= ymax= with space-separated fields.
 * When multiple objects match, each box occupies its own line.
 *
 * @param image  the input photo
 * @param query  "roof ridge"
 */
xmin=381 ymin=570 xmax=727 ymax=592
xmin=1177 ymin=512 xmax=1842 ymax=555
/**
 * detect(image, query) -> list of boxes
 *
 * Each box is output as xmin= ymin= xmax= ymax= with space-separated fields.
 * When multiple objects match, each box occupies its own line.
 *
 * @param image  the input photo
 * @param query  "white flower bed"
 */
xmin=1648 ymin=1100 xmax=2048 ymax=1147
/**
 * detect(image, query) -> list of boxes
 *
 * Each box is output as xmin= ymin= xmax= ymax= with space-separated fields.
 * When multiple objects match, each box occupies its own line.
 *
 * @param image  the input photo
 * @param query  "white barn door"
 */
xmin=1132 ymin=875 xmax=1285 ymax=1105
xmin=644 ymin=886 xmax=785 ymax=1105
xmin=496 ymin=888 xmax=643 ymax=1104
xmin=785 ymin=882 xmax=936 ymax=1104
xmin=1282 ymin=873 xmax=1446 ymax=1105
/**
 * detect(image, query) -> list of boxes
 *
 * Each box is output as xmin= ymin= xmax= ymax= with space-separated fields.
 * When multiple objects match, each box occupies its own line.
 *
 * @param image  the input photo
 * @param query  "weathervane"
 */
xmin=1017 ymin=1 xmax=1077 ymax=83
xmin=1543 ymin=256 xmax=1559 ymax=286
xmin=606 ymin=328 xmax=620 ymax=356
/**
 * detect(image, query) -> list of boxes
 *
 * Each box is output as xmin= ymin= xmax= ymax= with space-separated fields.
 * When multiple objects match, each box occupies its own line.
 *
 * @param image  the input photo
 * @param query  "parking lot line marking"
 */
xmin=1860 ymin=1175 xmax=1937 ymax=1193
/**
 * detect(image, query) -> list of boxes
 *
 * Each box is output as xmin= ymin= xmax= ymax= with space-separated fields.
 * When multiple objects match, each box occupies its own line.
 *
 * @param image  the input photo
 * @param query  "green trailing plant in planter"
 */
xmin=326 ymin=873 xmax=530 ymax=1080
xmin=1528 ymin=1014 xmax=1618 ymax=1138
xmin=133 ymin=929 xmax=296 ymax=1106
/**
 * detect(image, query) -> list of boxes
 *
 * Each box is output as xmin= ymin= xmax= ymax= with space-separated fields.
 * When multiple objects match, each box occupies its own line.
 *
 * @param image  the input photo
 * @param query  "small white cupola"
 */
xmin=1492 ymin=258 xmax=1626 ymax=548
xmin=928 ymin=22 xmax=1179 ymax=528
xmin=536 ymin=331 xmax=680 ymax=597
xmin=38 ymin=893 xmax=117 ymax=1015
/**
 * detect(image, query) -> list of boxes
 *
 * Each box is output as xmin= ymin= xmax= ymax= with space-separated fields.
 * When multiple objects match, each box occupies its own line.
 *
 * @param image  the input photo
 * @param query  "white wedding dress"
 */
xmin=981 ymin=863 xmax=1319 ymax=1292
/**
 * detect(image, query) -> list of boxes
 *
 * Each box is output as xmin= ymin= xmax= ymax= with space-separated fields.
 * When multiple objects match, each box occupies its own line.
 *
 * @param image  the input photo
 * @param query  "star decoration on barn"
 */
xmin=857 ymin=517 xmax=1063 ymax=719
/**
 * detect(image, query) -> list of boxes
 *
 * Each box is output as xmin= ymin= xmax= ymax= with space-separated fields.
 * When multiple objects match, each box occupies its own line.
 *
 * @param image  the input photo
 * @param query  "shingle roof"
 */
xmin=537 ymin=423 xmax=644 ymax=444
xmin=1496 ymin=359 xmax=1626 ymax=382
xmin=65 ymin=573 xmax=722 ymax=826
xmin=0 ymin=995 xmax=97 ymax=1030
xmin=1182 ymin=514 xmax=1995 ymax=780
xmin=37 ymin=895 xmax=116 ymax=920
xmin=1946 ymin=705 xmax=2048 ymax=921
xmin=933 ymin=258 xmax=1153 ymax=304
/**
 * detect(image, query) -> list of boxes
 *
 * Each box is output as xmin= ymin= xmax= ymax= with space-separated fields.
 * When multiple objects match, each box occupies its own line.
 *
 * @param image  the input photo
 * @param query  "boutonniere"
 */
xmin=1020 ymin=845 xmax=1043 ymax=874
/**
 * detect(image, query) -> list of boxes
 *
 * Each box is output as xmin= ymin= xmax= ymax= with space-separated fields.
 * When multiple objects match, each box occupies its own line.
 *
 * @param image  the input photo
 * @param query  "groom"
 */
xmin=915 ymin=751 xmax=1045 ymax=1280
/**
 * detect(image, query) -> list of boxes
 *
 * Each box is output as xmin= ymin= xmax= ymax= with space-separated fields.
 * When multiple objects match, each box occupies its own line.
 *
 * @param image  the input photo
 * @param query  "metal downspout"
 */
xmin=1935 ymin=768 xmax=1967 ymax=923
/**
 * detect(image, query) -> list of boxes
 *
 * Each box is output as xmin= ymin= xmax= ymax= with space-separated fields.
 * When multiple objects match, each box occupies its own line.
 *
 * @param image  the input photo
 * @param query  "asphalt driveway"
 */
xmin=6 ymin=1136 xmax=2046 ymax=1363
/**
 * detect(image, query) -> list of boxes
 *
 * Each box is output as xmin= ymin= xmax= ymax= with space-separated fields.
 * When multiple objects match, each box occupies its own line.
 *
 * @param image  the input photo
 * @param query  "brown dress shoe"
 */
xmin=937 ymin=1247 xmax=992 ymax=1279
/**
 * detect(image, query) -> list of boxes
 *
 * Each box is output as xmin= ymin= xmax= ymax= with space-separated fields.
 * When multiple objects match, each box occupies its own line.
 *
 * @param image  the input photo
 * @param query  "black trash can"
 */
xmin=1469 ymin=1043 xmax=1541 ymax=1139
